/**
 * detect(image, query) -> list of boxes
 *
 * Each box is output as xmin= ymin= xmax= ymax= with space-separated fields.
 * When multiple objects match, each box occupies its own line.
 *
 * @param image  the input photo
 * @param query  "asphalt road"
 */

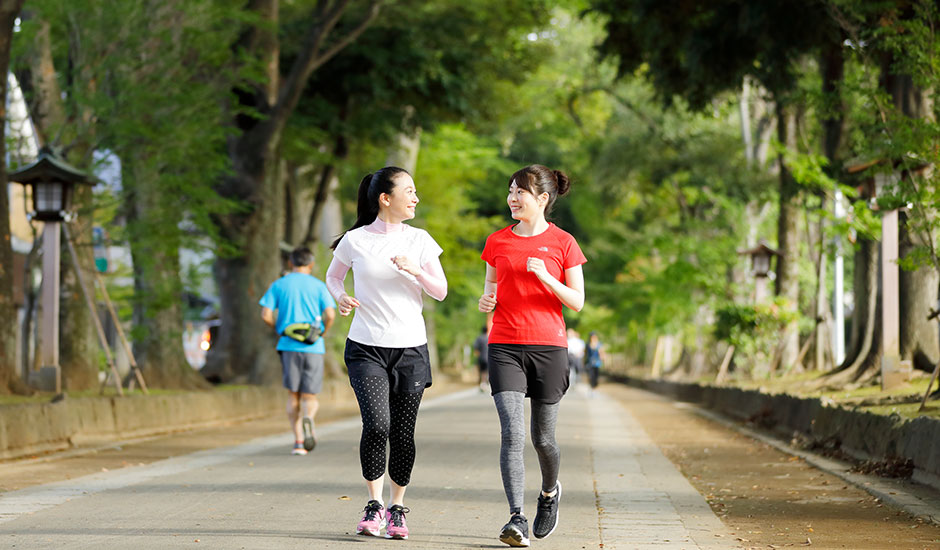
xmin=0 ymin=384 xmax=735 ymax=549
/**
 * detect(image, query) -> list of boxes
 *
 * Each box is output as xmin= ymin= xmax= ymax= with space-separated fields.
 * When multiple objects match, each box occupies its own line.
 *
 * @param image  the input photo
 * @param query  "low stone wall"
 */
xmin=614 ymin=375 xmax=940 ymax=488
xmin=0 ymin=380 xmax=355 ymax=461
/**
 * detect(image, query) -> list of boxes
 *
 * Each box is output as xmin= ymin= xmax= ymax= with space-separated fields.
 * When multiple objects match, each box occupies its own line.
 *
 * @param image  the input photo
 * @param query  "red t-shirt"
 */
xmin=481 ymin=223 xmax=587 ymax=346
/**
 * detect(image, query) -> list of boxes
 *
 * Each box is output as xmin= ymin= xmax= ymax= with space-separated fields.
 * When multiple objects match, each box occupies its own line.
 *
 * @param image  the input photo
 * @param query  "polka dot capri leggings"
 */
xmin=350 ymin=376 xmax=424 ymax=486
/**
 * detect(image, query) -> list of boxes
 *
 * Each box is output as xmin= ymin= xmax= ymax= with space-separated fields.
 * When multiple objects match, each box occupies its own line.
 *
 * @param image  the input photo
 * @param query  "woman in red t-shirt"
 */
xmin=478 ymin=164 xmax=586 ymax=547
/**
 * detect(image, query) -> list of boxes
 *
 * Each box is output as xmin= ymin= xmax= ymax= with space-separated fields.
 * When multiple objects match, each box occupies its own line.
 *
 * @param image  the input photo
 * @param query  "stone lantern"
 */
xmin=9 ymin=146 xmax=95 ymax=394
xmin=738 ymin=239 xmax=780 ymax=303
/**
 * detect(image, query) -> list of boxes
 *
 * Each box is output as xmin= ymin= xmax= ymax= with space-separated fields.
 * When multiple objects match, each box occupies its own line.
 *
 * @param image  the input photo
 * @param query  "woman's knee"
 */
xmin=531 ymin=432 xmax=558 ymax=454
xmin=363 ymin=418 xmax=390 ymax=439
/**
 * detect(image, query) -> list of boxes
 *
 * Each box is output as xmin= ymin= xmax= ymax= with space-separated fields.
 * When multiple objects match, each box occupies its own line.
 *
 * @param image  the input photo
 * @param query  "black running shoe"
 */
xmin=533 ymin=480 xmax=561 ymax=539
xmin=302 ymin=417 xmax=316 ymax=451
xmin=499 ymin=514 xmax=530 ymax=547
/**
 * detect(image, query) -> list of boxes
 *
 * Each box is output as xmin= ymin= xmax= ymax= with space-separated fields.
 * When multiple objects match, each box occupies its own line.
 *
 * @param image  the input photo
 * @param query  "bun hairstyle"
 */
xmin=509 ymin=164 xmax=571 ymax=217
xmin=330 ymin=166 xmax=409 ymax=250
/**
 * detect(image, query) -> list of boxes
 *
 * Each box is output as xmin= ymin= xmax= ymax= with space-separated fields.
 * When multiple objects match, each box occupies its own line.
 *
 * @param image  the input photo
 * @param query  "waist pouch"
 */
xmin=283 ymin=322 xmax=321 ymax=345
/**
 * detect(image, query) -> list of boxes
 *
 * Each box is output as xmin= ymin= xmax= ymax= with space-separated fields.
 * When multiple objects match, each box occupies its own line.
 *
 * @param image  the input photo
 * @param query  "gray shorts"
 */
xmin=279 ymin=351 xmax=324 ymax=394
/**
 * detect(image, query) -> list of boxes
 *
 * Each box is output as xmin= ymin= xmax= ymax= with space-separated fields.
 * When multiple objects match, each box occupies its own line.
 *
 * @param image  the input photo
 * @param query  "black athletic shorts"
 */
xmin=487 ymin=343 xmax=569 ymax=404
xmin=344 ymin=339 xmax=432 ymax=394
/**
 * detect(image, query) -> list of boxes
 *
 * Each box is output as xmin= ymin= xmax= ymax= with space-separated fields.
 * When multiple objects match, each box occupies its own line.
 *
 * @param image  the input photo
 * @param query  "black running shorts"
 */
xmin=344 ymin=339 xmax=432 ymax=394
xmin=487 ymin=343 xmax=569 ymax=404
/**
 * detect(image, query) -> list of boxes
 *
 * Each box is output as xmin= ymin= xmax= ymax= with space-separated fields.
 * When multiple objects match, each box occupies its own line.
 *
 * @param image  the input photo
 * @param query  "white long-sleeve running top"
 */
xmin=327 ymin=218 xmax=446 ymax=348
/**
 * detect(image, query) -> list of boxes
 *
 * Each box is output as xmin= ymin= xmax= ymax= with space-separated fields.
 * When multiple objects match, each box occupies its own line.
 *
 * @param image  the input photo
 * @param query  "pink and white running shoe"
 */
xmin=356 ymin=500 xmax=385 ymax=537
xmin=385 ymin=505 xmax=410 ymax=540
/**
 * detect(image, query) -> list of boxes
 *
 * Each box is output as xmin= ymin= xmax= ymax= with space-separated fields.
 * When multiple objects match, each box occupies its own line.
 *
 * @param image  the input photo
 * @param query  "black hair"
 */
xmin=290 ymin=247 xmax=314 ymax=268
xmin=509 ymin=164 xmax=571 ymax=218
xmin=330 ymin=166 xmax=410 ymax=250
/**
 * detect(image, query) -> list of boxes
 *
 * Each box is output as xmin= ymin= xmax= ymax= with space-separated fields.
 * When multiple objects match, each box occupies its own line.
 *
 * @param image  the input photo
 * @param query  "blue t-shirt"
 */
xmin=258 ymin=272 xmax=335 ymax=353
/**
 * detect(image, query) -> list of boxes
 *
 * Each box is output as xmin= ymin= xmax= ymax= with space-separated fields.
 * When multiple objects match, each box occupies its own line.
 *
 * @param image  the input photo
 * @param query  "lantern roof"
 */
xmin=737 ymin=239 xmax=780 ymax=257
xmin=845 ymin=153 xmax=932 ymax=175
xmin=8 ymin=146 xmax=95 ymax=186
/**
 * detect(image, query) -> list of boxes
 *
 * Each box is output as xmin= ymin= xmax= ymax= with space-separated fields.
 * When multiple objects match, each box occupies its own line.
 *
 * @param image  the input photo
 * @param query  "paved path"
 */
xmin=1 ymin=386 xmax=736 ymax=549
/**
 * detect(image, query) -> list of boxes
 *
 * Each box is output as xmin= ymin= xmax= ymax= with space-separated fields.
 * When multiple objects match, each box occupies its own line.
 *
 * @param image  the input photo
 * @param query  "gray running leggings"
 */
xmin=494 ymin=391 xmax=560 ymax=515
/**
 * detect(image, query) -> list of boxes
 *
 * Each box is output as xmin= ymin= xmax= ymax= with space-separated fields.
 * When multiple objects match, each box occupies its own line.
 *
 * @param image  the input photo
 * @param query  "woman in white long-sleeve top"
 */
xmin=325 ymin=166 xmax=447 ymax=540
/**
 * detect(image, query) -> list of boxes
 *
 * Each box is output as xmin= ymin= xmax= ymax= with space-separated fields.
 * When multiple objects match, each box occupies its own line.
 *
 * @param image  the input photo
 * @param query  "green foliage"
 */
xmin=14 ymin=1 xmax=247 ymax=324
xmin=591 ymin=0 xmax=839 ymax=108
xmin=714 ymin=297 xmax=799 ymax=377
xmin=415 ymin=124 xmax=515 ymax=356
xmin=290 ymin=0 xmax=557 ymax=160
xmin=14 ymin=1 xmax=937 ymax=385
xmin=831 ymin=0 xmax=940 ymax=273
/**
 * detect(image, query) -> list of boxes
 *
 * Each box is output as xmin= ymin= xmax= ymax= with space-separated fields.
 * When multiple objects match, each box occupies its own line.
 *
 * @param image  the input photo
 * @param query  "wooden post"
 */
xmin=650 ymin=336 xmax=664 ymax=378
xmin=40 ymin=222 xmax=61 ymax=394
xmin=833 ymin=188 xmax=845 ymax=365
xmin=754 ymin=276 xmax=769 ymax=303
xmin=61 ymin=224 xmax=123 ymax=396
xmin=877 ymin=172 xmax=910 ymax=389
xmin=715 ymin=345 xmax=735 ymax=384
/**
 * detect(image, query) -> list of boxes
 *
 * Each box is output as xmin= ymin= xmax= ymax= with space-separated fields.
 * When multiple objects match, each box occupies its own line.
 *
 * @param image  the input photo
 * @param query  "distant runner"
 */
xmin=259 ymin=247 xmax=335 ymax=456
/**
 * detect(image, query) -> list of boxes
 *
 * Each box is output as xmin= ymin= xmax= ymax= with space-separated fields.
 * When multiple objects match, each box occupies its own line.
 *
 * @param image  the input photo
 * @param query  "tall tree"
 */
xmin=204 ymin=0 xmax=380 ymax=384
xmin=15 ymin=3 xmax=101 ymax=390
xmin=0 ymin=0 xmax=28 ymax=394
xmin=105 ymin=0 xmax=237 ymax=389
xmin=881 ymin=48 xmax=939 ymax=374
xmin=13 ymin=1 xmax=242 ymax=389
xmin=820 ymin=0 xmax=939 ymax=384
xmin=592 ymin=0 xmax=840 ymax=371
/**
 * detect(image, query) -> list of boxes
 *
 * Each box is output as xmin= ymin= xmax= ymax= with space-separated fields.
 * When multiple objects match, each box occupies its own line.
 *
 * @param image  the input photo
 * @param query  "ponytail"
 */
xmin=330 ymin=166 xmax=410 ymax=250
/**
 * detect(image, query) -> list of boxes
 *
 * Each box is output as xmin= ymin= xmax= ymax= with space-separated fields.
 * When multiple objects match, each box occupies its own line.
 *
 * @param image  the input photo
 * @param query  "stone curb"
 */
xmin=0 ymin=379 xmax=354 ymax=461
xmin=611 ymin=375 xmax=940 ymax=490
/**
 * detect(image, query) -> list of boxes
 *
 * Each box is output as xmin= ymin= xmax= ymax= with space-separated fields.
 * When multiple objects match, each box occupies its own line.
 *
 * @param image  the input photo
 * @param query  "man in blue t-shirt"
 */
xmin=259 ymin=247 xmax=336 ymax=456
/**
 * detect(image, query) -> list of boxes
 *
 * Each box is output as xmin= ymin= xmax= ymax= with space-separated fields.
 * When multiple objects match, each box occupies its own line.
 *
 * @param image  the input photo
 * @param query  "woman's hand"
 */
xmin=526 ymin=257 xmax=553 ymax=283
xmin=478 ymin=292 xmax=497 ymax=313
xmin=337 ymin=293 xmax=360 ymax=316
xmin=391 ymin=255 xmax=421 ymax=276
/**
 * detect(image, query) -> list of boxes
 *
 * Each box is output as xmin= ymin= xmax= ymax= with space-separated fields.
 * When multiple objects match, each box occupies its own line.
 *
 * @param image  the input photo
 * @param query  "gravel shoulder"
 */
xmin=603 ymin=382 xmax=940 ymax=550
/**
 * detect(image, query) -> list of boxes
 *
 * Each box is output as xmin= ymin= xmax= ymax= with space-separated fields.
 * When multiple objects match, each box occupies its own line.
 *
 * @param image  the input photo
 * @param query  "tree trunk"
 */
xmin=814 ymin=41 xmax=846 ymax=372
xmin=899 ymin=213 xmax=940 ymax=372
xmin=880 ymin=60 xmax=940 ymax=375
xmin=303 ymin=134 xmax=348 ymax=248
xmin=19 ymin=8 xmax=100 ymax=391
xmin=813 ymin=229 xmax=829 ymax=371
xmin=0 ymin=0 xmax=29 ymax=394
xmin=23 ymin=17 xmax=63 ymax=145
xmin=127 ymin=157 xmax=210 ymax=390
xmin=57 ymin=201 xmax=102 ymax=390
xmin=810 ymin=236 xmax=881 ymax=389
xmin=283 ymin=160 xmax=309 ymax=248
xmin=774 ymin=102 xmax=802 ymax=371
xmin=206 ymin=147 xmax=285 ymax=384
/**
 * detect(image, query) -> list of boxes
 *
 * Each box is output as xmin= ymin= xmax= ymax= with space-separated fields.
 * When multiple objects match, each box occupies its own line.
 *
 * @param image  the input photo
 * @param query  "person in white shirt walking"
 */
xmin=566 ymin=329 xmax=585 ymax=388
xmin=326 ymin=166 xmax=447 ymax=540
